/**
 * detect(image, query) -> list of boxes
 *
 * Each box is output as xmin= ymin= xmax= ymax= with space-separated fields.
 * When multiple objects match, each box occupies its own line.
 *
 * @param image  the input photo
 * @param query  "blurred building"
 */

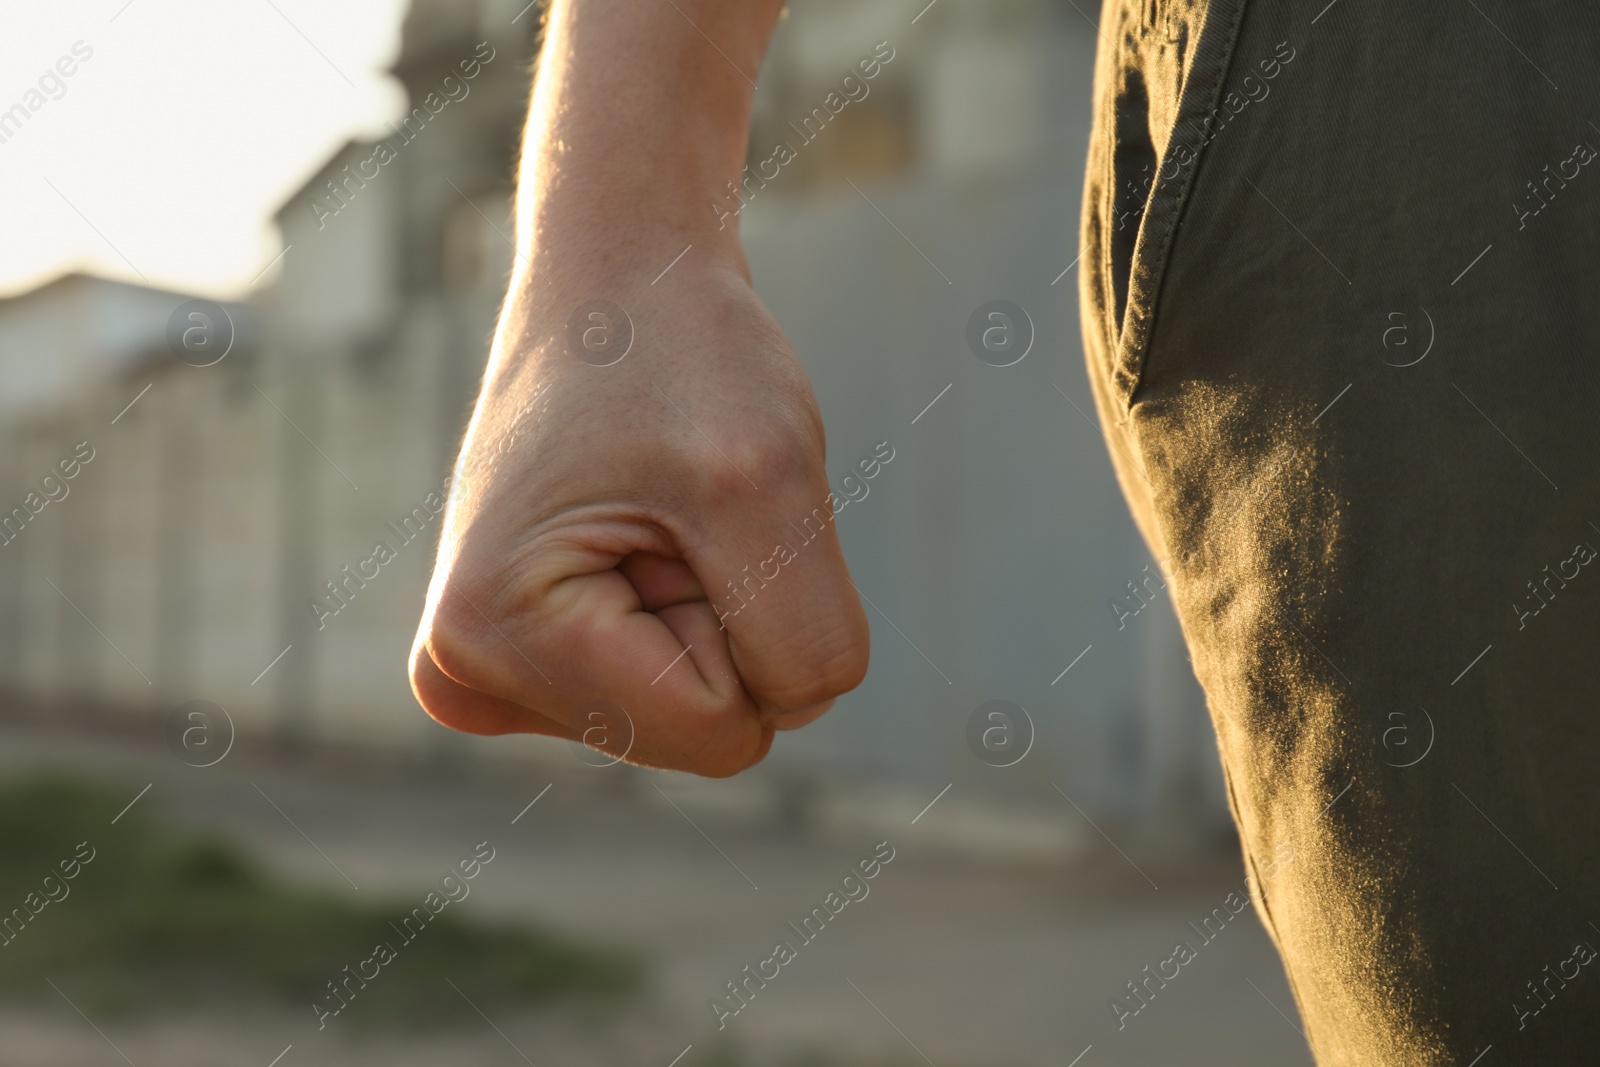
xmin=0 ymin=0 xmax=1226 ymax=840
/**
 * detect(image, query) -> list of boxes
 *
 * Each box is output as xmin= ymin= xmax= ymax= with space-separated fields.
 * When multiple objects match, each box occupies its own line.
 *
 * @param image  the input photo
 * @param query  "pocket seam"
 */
xmin=1112 ymin=0 xmax=1253 ymax=410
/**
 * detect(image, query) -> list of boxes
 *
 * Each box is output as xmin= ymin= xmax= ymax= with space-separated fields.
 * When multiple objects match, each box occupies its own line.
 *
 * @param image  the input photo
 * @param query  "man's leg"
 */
xmin=1082 ymin=1 xmax=1600 ymax=1062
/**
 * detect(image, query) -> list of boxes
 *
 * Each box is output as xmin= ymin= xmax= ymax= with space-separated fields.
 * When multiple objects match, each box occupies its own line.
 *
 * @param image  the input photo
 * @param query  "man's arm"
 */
xmin=408 ymin=0 xmax=871 ymax=776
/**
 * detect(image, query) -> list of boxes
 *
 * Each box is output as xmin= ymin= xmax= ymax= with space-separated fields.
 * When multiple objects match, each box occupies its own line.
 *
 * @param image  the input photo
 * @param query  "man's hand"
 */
xmin=408 ymin=0 xmax=870 ymax=776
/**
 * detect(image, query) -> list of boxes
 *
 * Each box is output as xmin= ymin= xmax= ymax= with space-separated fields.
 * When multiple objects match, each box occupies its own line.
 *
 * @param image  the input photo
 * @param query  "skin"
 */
xmin=408 ymin=0 xmax=871 ymax=777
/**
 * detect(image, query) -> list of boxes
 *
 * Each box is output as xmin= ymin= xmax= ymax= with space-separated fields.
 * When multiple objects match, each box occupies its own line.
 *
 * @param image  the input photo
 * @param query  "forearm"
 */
xmin=514 ymin=0 xmax=787 ymax=286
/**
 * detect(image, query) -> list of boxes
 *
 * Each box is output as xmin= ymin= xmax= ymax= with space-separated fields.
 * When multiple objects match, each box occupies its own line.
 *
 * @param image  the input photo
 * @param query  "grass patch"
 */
xmin=0 ymin=774 xmax=638 ymax=1027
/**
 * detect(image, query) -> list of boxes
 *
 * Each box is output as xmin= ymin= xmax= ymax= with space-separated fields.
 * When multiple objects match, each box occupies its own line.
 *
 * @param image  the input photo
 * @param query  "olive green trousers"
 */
xmin=1081 ymin=0 xmax=1600 ymax=1062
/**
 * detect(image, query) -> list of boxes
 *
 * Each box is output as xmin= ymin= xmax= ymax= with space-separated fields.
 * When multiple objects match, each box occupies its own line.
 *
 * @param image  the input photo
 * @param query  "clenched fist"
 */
xmin=409 ymin=256 xmax=870 ymax=776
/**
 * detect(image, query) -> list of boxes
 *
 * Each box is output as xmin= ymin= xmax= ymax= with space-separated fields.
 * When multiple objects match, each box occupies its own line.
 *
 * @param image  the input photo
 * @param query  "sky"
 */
xmin=1 ymin=0 xmax=412 ymax=299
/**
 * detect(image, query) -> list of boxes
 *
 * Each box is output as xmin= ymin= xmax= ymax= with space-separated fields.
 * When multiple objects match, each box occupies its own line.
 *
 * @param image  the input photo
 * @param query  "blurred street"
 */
xmin=0 ymin=719 xmax=1312 ymax=1067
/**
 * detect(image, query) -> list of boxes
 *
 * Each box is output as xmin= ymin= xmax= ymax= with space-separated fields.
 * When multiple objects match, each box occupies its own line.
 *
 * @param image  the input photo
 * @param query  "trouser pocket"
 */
xmin=1081 ymin=0 xmax=1252 ymax=407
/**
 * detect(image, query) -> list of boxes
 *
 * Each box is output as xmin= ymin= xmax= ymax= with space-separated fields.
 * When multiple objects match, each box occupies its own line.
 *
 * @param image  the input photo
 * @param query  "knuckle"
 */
xmin=702 ymin=420 xmax=820 ymax=501
xmin=754 ymin=616 xmax=870 ymax=708
xmin=630 ymin=688 xmax=773 ymax=777
xmin=684 ymin=724 xmax=774 ymax=779
xmin=805 ymin=633 xmax=871 ymax=702
xmin=408 ymin=640 xmax=472 ymax=732
xmin=417 ymin=579 xmax=506 ymax=692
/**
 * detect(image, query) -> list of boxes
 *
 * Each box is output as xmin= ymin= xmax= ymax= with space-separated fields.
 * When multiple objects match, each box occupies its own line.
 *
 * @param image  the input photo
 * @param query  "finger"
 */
xmin=689 ymin=488 xmax=871 ymax=712
xmin=765 ymin=699 xmax=835 ymax=730
xmin=560 ymin=568 xmax=774 ymax=775
xmin=410 ymin=639 xmax=581 ymax=740
xmin=616 ymin=548 xmax=832 ymax=728
xmin=426 ymin=544 xmax=774 ymax=776
xmin=618 ymin=550 xmax=706 ymax=611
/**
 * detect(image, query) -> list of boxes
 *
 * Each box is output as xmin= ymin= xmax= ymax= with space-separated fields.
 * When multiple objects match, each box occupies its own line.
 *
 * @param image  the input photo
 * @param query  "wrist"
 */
xmin=516 ymin=195 xmax=750 ymax=298
xmin=491 ymin=244 xmax=756 ymax=387
xmin=510 ymin=0 xmax=785 ymax=288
